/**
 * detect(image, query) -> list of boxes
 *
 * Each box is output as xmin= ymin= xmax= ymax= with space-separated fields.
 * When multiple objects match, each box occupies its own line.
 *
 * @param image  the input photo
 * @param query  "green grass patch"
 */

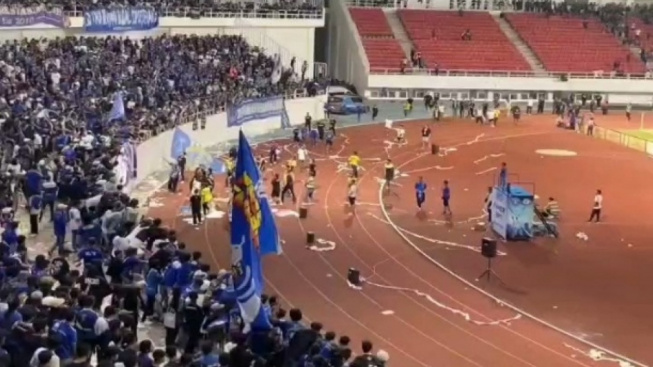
xmin=620 ymin=129 xmax=653 ymax=141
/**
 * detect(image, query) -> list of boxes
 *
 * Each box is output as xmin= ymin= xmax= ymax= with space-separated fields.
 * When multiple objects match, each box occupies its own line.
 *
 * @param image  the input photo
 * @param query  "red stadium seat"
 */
xmin=397 ymin=10 xmax=532 ymax=72
xmin=505 ymin=13 xmax=646 ymax=74
xmin=350 ymin=8 xmax=406 ymax=72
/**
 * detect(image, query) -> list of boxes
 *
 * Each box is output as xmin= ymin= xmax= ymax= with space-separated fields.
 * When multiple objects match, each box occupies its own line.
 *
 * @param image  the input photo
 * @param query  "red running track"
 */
xmin=147 ymin=116 xmax=645 ymax=367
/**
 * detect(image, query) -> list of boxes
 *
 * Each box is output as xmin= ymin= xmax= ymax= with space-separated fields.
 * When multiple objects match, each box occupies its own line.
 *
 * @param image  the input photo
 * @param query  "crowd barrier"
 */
xmin=128 ymin=96 xmax=326 ymax=192
xmin=592 ymin=126 xmax=653 ymax=155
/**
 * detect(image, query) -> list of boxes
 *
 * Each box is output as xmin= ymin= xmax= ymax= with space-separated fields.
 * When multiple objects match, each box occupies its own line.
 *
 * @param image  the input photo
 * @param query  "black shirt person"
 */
xmin=328 ymin=119 xmax=337 ymax=135
xmin=177 ymin=153 xmax=187 ymax=182
xmin=271 ymin=173 xmax=281 ymax=204
xmin=384 ymin=159 xmax=395 ymax=193
xmin=281 ymin=172 xmax=296 ymax=204
xmin=304 ymin=113 xmax=312 ymax=130
xmin=316 ymin=120 xmax=326 ymax=140
xmin=190 ymin=189 xmax=202 ymax=225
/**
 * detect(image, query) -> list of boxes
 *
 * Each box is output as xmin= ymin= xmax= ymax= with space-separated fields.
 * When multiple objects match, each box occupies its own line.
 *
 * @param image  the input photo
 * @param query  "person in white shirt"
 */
xmin=526 ymin=99 xmax=534 ymax=114
xmin=68 ymin=202 xmax=82 ymax=249
xmin=586 ymin=116 xmax=595 ymax=136
xmin=347 ymin=179 xmax=357 ymax=208
xmin=395 ymin=125 xmax=406 ymax=143
xmin=588 ymin=189 xmax=603 ymax=222
xmin=297 ymin=145 xmax=307 ymax=167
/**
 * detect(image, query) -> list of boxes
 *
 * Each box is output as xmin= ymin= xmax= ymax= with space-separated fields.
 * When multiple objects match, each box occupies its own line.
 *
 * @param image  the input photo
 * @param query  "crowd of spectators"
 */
xmin=0 ymin=26 xmax=386 ymax=366
xmin=0 ymin=0 xmax=323 ymax=17
xmin=0 ymin=34 xmax=311 ymax=142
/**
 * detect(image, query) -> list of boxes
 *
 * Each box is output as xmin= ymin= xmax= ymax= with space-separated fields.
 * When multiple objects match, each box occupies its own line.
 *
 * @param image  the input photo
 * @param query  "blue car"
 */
xmin=325 ymin=94 xmax=369 ymax=115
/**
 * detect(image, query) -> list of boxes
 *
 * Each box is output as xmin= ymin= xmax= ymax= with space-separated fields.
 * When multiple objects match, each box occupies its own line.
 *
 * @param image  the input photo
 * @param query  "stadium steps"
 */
xmin=492 ymin=12 xmax=547 ymax=75
xmin=384 ymin=9 xmax=414 ymax=61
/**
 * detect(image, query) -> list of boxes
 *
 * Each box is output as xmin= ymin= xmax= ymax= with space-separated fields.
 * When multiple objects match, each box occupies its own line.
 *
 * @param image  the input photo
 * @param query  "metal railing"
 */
xmin=592 ymin=126 xmax=653 ymax=155
xmin=137 ymin=87 xmax=315 ymax=143
xmin=368 ymin=67 xmax=653 ymax=79
xmin=62 ymin=7 xmax=324 ymax=19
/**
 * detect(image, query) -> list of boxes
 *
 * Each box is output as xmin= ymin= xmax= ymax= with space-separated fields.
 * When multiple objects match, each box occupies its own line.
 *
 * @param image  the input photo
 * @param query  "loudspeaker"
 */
xmin=299 ymin=206 xmax=308 ymax=219
xmin=306 ymin=232 xmax=315 ymax=244
xmin=347 ymin=268 xmax=361 ymax=286
xmin=481 ymin=237 xmax=497 ymax=258
xmin=431 ymin=144 xmax=439 ymax=155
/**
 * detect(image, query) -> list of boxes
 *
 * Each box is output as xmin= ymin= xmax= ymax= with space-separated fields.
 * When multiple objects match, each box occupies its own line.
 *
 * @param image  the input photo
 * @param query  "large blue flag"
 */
xmin=170 ymin=128 xmax=191 ymax=160
xmin=230 ymin=130 xmax=281 ymax=330
xmin=108 ymin=92 xmax=126 ymax=122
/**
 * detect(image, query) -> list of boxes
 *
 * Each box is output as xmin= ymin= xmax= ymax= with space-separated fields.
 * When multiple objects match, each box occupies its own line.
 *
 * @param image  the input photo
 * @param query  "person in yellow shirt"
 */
xmin=493 ymin=109 xmax=501 ymax=126
xmin=201 ymin=185 xmax=214 ymax=215
xmin=224 ymin=157 xmax=235 ymax=187
xmin=348 ymin=151 xmax=361 ymax=178
xmin=286 ymin=156 xmax=297 ymax=174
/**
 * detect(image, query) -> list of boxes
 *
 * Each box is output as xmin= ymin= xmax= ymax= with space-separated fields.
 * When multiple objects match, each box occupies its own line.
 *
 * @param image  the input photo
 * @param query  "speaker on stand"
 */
xmin=476 ymin=237 xmax=504 ymax=284
xmin=431 ymin=144 xmax=439 ymax=155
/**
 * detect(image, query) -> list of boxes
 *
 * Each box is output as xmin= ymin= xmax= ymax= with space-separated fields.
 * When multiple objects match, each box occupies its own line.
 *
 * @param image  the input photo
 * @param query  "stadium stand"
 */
xmin=54 ymin=0 xmax=324 ymax=17
xmin=350 ymin=8 xmax=407 ymax=71
xmin=0 ymin=31 xmax=373 ymax=367
xmin=398 ymin=10 xmax=532 ymax=71
xmin=505 ymin=13 xmax=647 ymax=74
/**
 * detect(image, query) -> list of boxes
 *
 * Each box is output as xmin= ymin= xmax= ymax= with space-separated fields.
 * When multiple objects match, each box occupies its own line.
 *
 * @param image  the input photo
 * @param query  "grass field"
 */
xmin=621 ymin=129 xmax=653 ymax=141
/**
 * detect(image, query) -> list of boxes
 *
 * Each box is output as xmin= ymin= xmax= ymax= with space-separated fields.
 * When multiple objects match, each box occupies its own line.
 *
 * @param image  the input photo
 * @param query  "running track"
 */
xmin=147 ymin=119 xmax=637 ymax=367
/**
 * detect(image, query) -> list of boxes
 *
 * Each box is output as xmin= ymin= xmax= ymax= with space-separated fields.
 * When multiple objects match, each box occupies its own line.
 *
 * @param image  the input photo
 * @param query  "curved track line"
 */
xmin=317 ymin=129 xmax=600 ymax=367
xmin=289 ymin=139 xmax=486 ymax=366
xmin=375 ymin=132 xmax=646 ymax=367
xmin=317 ymin=145 xmax=542 ymax=367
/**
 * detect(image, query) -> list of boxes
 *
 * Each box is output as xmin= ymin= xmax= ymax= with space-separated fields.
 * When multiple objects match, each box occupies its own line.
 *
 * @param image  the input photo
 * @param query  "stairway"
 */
xmin=492 ymin=13 xmax=547 ymax=75
xmin=384 ymin=9 xmax=413 ymax=60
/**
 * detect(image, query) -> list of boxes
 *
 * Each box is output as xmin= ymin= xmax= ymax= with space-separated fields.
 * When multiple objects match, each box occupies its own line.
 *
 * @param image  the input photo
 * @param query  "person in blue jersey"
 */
xmin=198 ymin=341 xmax=220 ymax=367
xmin=142 ymin=260 xmax=163 ymax=322
xmin=24 ymin=166 xmax=43 ymax=198
xmin=75 ymin=295 xmax=109 ymax=347
xmin=1 ymin=221 xmax=19 ymax=253
xmin=498 ymin=162 xmax=508 ymax=188
xmin=121 ymin=247 xmax=143 ymax=282
xmin=28 ymin=192 xmax=43 ymax=235
xmin=51 ymin=307 xmax=77 ymax=362
xmin=50 ymin=204 xmax=68 ymax=255
xmin=415 ymin=176 xmax=427 ymax=211
xmin=77 ymin=242 xmax=103 ymax=267
xmin=40 ymin=177 xmax=58 ymax=222
xmin=175 ymin=252 xmax=194 ymax=288
xmin=442 ymin=180 xmax=452 ymax=215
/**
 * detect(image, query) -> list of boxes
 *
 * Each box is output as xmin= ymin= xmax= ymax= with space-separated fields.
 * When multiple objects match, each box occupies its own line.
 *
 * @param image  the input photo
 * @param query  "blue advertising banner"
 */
xmin=490 ymin=187 xmax=508 ymax=239
xmin=227 ymin=96 xmax=290 ymax=129
xmin=0 ymin=6 xmax=69 ymax=28
xmin=505 ymin=186 xmax=534 ymax=241
xmin=84 ymin=7 xmax=159 ymax=33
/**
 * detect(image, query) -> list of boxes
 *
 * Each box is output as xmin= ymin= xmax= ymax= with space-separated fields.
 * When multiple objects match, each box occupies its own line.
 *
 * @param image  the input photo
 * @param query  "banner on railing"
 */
xmin=84 ymin=7 xmax=159 ymax=33
xmin=0 ymin=6 xmax=69 ymax=28
xmin=227 ymin=96 xmax=290 ymax=129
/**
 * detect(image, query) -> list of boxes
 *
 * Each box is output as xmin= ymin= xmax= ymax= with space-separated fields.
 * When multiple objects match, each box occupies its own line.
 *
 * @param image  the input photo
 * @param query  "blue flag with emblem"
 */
xmin=230 ymin=130 xmax=281 ymax=330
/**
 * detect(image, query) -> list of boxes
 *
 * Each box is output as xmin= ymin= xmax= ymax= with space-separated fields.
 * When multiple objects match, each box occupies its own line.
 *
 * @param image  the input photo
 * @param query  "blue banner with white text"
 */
xmin=0 ymin=6 xmax=69 ymax=28
xmin=227 ymin=96 xmax=290 ymax=129
xmin=84 ymin=7 xmax=159 ymax=33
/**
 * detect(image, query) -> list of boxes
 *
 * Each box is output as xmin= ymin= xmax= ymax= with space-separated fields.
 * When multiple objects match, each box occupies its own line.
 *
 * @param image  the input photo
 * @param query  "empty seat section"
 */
xmin=350 ymin=8 xmax=394 ymax=38
xmin=506 ymin=14 xmax=646 ymax=73
xmin=350 ymin=8 xmax=406 ymax=72
xmin=363 ymin=39 xmax=407 ymax=71
xmin=398 ymin=10 xmax=531 ymax=71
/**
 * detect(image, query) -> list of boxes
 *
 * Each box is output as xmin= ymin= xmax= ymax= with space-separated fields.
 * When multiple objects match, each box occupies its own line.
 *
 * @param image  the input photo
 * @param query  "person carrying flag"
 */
xmin=230 ymin=130 xmax=281 ymax=333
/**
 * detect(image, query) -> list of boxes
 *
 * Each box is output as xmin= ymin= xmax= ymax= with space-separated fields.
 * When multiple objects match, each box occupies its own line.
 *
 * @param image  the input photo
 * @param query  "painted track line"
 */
xmin=375 ymin=132 xmax=647 ymax=367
